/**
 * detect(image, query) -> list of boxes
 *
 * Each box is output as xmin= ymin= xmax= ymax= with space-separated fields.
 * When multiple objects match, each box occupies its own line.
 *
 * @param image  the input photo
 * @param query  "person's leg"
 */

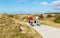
xmin=30 ymin=20 xmax=34 ymax=26
xmin=36 ymin=21 xmax=40 ymax=26
xmin=29 ymin=20 xmax=32 ymax=25
xmin=37 ymin=21 xmax=40 ymax=26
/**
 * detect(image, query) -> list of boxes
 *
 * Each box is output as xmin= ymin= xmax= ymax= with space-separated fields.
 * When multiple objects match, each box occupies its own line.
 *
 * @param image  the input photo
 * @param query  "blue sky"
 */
xmin=0 ymin=0 xmax=60 ymax=14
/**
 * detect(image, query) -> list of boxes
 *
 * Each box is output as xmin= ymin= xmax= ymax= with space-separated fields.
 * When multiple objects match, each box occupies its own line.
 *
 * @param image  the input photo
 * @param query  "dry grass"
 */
xmin=19 ymin=14 xmax=60 ymax=29
xmin=40 ymin=18 xmax=60 ymax=28
xmin=0 ymin=14 xmax=42 ymax=38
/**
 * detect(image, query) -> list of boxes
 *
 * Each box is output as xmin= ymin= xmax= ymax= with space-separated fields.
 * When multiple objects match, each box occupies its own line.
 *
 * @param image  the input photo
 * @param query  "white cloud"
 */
xmin=51 ymin=1 xmax=60 ymax=10
xmin=40 ymin=1 xmax=60 ymax=10
xmin=40 ymin=2 xmax=48 ymax=6
xmin=40 ymin=2 xmax=49 ymax=6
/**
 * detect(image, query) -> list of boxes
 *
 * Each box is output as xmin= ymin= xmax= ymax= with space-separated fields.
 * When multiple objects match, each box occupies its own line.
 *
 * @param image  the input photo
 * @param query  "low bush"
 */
xmin=47 ymin=14 xmax=53 ymax=18
xmin=54 ymin=15 xmax=60 ymax=23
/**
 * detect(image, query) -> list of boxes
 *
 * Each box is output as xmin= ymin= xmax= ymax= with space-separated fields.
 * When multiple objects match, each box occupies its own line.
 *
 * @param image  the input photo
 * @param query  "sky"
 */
xmin=0 ymin=0 xmax=60 ymax=14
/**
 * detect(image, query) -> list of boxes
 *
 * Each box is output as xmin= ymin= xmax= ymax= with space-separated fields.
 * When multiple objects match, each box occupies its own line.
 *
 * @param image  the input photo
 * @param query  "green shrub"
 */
xmin=21 ymin=17 xmax=28 ymax=20
xmin=39 ymin=14 xmax=44 ymax=18
xmin=54 ymin=17 xmax=60 ymax=23
xmin=39 ymin=14 xmax=44 ymax=20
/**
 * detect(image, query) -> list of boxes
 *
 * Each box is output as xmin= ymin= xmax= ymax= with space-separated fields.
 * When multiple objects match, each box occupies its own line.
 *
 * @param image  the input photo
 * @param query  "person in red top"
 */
xmin=29 ymin=16 xmax=33 ymax=20
xmin=28 ymin=16 xmax=34 ymax=26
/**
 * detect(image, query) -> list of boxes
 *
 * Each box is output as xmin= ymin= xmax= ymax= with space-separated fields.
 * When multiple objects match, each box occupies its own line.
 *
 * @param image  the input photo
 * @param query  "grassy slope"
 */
xmin=40 ymin=14 xmax=60 ymax=28
xmin=19 ymin=14 xmax=60 ymax=28
xmin=40 ymin=19 xmax=60 ymax=28
xmin=0 ymin=14 xmax=42 ymax=38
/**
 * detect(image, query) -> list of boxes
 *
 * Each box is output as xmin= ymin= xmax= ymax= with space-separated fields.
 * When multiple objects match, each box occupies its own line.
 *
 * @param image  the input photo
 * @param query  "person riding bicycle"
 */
xmin=35 ymin=16 xmax=40 ymax=26
xmin=28 ymin=16 xmax=34 ymax=26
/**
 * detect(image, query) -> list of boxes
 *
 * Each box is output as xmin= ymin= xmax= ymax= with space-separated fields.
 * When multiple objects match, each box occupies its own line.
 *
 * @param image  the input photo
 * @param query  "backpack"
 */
xmin=34 ymin=20 xmax=36 ymax=23
xmin=29 ymin=21 xmax=30 ymax=23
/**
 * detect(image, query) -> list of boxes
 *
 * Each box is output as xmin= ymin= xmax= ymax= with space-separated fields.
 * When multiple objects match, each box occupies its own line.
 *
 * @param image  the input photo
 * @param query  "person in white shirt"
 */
xmin=35 ymin=16 xmax=40 ymax=26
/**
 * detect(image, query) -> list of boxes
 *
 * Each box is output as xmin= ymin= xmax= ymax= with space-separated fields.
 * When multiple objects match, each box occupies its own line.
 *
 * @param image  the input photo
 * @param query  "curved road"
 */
xmin=20 ymin=22 xmax=60 ymax=38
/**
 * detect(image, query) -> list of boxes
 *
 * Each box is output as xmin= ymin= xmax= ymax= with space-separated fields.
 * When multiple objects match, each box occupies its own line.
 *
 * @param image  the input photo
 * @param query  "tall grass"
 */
xmin=0 ymin=14 xmax=42 ymax=38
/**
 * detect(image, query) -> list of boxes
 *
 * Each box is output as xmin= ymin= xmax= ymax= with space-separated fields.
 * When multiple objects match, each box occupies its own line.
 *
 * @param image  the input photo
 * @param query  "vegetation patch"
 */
xmin=0 ymin=14 xmax=42 ymax=38
xmin=54 ymin=16 xmax=60 ymax=23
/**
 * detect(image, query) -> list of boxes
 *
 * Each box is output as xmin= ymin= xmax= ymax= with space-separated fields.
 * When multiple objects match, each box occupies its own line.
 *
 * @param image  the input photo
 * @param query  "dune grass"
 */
xmin=40 ymin=18 xmax=60 ymax=28
xmin=0 ymin=14 xmax=42 ymax=38
xmin=18 ymin=14 xmax=60 ymax=29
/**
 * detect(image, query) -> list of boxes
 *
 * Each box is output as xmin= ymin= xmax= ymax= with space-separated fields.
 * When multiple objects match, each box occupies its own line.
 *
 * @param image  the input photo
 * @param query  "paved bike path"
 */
xmin=19 ymin=22 xmax=60 ymax=38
